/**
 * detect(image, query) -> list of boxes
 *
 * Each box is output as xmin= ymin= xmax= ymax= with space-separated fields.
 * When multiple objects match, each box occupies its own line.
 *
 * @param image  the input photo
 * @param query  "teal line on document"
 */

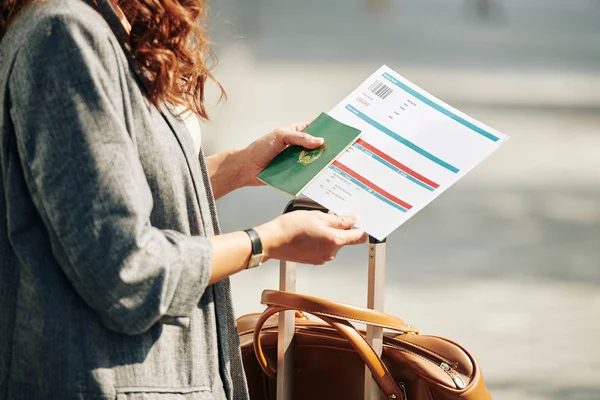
xmin=352 ymin=143 xmax=435 ymax=191
xmin=345 ymin=104 xmax=460 ymax=173
xmin=330 ymin=165 xmax=408 ymax=213
xmin=382 ymin=72 xmax=500 ymax=142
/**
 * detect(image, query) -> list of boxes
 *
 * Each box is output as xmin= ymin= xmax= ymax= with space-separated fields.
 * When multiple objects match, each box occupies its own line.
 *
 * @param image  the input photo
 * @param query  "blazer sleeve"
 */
xmin=8 ymin=14 xmax=213 ymax=335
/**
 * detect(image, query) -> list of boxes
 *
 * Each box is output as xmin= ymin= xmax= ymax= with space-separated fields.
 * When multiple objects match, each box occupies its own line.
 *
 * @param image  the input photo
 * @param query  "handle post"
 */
xmin=277 ymin=198 xmax=329 ymax=400
xmin=364 ymin=236 xmax=387 ymax=400
xmin=277 ymin=259 xmax=296 ymax=400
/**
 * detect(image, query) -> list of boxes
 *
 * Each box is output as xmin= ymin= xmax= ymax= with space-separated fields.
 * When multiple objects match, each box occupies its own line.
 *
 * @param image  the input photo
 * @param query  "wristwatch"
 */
xmin=244 ymin=228 xmax=264 ymax=269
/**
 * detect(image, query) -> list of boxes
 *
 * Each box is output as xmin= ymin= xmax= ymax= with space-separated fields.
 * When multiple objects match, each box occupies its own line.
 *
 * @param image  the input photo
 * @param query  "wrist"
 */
xmin=228 ymin=147 xmax=252 ymax=188
xmin=253 ymin=221 xmax=283 ymax=262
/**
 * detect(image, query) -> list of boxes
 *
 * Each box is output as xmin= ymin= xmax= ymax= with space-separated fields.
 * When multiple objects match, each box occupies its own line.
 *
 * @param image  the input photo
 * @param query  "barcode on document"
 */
xmin=368 ymin=80 xmax=393 ymax=100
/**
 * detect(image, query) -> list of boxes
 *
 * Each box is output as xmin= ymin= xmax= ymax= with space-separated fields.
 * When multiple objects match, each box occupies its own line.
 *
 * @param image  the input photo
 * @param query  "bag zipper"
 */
xmin=440 ymin=362 xmax=466 ymax=389
xmin=390 ymin=338 xmax=466 ymax=390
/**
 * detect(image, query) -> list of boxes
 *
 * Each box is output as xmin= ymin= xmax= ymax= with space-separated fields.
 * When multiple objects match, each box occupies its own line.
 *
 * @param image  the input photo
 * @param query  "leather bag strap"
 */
xmin=253 ymin=305 xmax=405 ymax=400
xmin=261 ymin=290 xmax=419 ymax=334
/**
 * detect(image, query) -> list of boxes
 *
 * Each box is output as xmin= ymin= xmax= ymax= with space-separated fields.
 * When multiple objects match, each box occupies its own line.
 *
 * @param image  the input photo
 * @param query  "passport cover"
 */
xmin=257 ymin=113 xmax=361 ymax=196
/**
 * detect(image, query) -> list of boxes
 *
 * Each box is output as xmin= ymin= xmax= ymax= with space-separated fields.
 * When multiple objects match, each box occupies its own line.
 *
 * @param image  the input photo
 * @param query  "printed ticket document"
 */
xmin=260 ymin=65 xmax=509 ymax=240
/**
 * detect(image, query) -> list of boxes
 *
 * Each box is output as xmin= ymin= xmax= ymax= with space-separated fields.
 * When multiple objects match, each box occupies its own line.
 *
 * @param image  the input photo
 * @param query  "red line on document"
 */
xmin=356 ymin=138 xmax=440 ymax=189
xmin=332 ymin=161 xmax=413 ymax=210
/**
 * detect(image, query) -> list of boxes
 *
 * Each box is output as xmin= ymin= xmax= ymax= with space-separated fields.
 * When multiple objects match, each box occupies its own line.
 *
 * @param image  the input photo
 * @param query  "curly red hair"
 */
xmin=1 ymin=0 xmax=224 ymax=120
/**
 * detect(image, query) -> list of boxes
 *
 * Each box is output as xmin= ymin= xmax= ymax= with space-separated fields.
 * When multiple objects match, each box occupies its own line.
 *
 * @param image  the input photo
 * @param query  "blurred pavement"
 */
xmin=202 ymin=1 xmax=600 ymax=399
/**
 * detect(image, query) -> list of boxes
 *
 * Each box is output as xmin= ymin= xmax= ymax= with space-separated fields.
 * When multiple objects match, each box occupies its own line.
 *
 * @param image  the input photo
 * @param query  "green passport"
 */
xmin=257 ymin=112 xmax=361 ymax=196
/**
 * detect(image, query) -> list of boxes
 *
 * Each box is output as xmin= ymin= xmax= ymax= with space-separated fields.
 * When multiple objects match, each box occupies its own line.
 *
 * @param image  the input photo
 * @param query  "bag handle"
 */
xmin=261 ymin=290 xmax=419 ymax=334
xmin=253 ymin=305 xmax=405 ymax=400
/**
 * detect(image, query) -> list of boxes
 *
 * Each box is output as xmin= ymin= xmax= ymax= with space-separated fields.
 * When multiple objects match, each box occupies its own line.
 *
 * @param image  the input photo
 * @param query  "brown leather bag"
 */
xmin=237 ymin=290 xmax=492 ymax=400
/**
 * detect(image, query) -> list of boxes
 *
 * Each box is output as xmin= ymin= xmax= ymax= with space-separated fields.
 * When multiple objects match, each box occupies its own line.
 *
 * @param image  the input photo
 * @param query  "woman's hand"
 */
xmin=208 ymin=210 xmax=367 ymax=284
xmin=238 ymin=121 xmax=324 ymax=187
xmin=207 ymin=120 xmax=323 ymax=199
xmin=254 ymin=211 xmax=368 ymax=265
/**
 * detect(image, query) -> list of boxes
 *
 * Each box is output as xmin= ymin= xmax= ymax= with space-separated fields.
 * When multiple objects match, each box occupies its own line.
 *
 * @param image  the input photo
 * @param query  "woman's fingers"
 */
xmin=318 ymin=213 xmax=358 ymax=230
xmin=324 ymin=214 xmax=367 ymax=244
xmin=336 ymin=228 xmax=368 ymax=246
xmin=351 ymin=230 xmax=369 ymax=245
xmin=275 ymin=129 xmax=323 ymax=149
xmin=266 ymin=210 xmax=367 ymax=265
xmin=314 ymin=212 xmax=366 ymax=245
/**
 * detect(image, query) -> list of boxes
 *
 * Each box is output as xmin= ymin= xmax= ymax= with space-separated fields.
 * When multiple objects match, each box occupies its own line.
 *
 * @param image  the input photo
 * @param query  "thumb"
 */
xmin=277 ymin=130 xmax=324 ymax=149
xmin=335 ymin=229 xmax=368 ymax=246
xmin=324 ymin=214 xmax=359 ymax=230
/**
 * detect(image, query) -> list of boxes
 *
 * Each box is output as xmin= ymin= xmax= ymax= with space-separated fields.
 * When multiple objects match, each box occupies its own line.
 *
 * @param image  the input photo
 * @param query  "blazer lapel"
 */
xmin=160 ymin=107 xmax=208 ymax=217
xmin=91 ymin=0 xmax=207 ymax=212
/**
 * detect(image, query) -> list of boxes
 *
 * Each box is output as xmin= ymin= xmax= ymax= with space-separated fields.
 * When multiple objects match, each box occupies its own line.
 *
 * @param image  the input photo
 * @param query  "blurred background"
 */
xmin=201 ymin=1 xmax=600 ymax=399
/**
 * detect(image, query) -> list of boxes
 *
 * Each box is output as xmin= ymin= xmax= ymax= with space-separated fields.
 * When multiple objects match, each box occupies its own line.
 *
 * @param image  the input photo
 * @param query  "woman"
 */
xmin=0 ymin=0 xmax=367 ymax=398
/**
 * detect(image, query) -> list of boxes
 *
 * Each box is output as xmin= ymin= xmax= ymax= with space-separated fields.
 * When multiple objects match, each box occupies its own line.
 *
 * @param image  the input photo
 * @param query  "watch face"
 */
xmin=249 ymin=253 xmax=264 ymax=269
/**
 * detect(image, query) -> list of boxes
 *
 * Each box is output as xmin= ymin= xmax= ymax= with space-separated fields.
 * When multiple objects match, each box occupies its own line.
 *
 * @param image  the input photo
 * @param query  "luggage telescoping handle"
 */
xmin=278 ymin=199 xmax=330 ymax=400
xmin=277 ymin=198 xmax=388 ymax=400
xmin=365 ymin=235 xmax=387 ymax=400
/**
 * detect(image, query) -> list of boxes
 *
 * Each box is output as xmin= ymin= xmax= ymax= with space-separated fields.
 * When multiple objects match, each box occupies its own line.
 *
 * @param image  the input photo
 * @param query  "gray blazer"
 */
xmin=0 ymin=0 xmax=248 ymax=398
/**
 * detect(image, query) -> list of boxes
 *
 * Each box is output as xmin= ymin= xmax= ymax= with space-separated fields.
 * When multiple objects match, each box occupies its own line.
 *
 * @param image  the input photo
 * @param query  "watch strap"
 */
xmin=244 ymin=228 xmax=263 ymax=254
xmin=244 ymin=228 xmax=264 ymax=269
